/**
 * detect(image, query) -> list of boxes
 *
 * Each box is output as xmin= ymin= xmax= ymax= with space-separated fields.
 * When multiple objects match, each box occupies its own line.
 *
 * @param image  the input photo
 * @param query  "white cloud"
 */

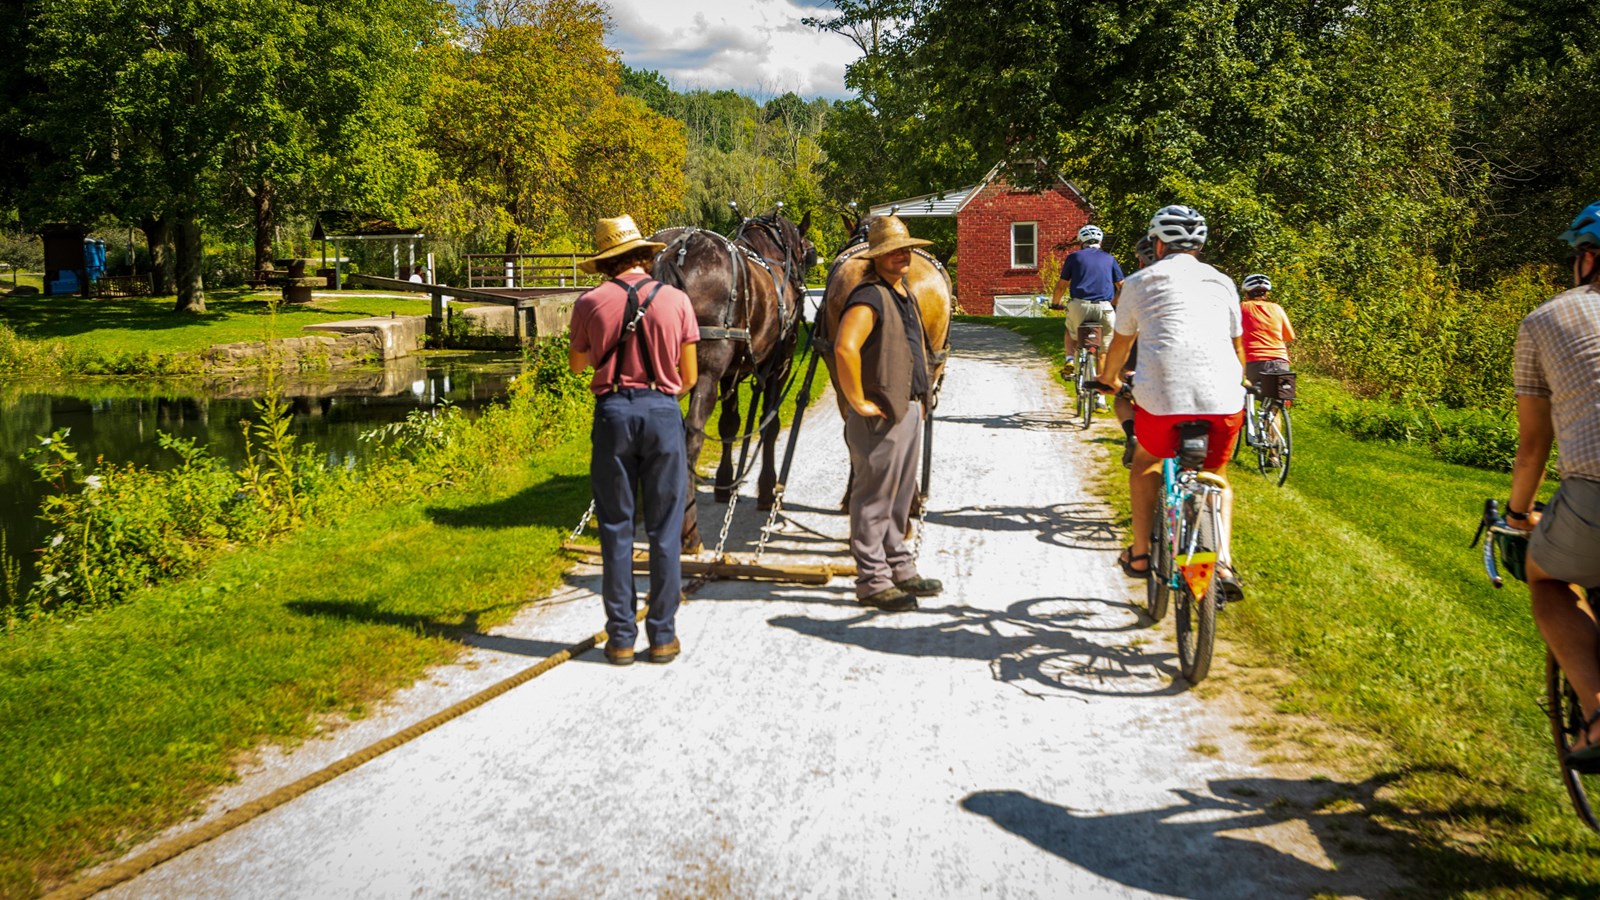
xmin=604 ymin=0 xmax=860 ymax=99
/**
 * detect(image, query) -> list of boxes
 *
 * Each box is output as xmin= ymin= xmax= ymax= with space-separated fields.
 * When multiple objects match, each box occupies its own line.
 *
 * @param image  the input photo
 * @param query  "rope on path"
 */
xmin=42 ymin=591 xmax=686 ymax=900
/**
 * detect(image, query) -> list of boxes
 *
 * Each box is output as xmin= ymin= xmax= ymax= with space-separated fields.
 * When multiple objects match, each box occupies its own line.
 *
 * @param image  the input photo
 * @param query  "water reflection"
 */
xmin=1 ymin=353 xmax=522 ymax=599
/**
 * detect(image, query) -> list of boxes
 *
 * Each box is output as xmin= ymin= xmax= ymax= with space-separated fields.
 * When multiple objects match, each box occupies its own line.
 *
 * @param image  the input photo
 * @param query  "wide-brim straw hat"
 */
xmin=579 ymin=215 xmax=667 ymax=274
xmin=859 ymin=215 xmax=933 ymax=259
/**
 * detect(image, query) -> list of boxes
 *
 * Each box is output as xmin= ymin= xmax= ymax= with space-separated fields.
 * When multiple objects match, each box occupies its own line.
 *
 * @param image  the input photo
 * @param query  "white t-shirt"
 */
xmin=1114 ymin=253 xmax=1245 ymax=417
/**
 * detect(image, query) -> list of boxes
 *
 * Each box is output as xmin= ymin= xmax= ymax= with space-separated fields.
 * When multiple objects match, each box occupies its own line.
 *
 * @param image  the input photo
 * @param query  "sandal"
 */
xmin=1118 ymin=547 xmax=1151 ymax=579
xmin=1569 ymin=709 xmax=1600 ymax=764
xmin=1216 ymin=563 xmax=1245 ymax=603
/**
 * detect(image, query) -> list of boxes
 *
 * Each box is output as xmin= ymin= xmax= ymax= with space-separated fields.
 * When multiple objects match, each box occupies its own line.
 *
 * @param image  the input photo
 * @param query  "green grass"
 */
xmin=0 ymin=289 xmax=438 ymax=357
xmin=0 ymin=438 xmax=592 ymax=896
xmin=977 ymin=313 xmax=1599 ymax=894
xmin=690 ymin=325 xmax=832 ymax=471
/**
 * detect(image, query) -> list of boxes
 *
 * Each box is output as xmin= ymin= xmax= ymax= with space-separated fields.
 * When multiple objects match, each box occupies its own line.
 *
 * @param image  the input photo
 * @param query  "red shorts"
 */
xmin=1134 ymin=408 xmax=1246 ymax=470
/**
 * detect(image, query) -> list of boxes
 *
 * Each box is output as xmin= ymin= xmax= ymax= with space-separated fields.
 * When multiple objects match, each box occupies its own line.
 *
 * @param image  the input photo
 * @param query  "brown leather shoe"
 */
xmin=647 ymin=638 xmax=681 ymax=664
xmin=604 ymin=643 xmax=635 ymax=666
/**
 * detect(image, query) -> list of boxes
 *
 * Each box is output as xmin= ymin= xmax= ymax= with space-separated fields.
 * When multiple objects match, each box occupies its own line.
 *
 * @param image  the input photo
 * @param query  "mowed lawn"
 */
xmin=0 ymin=290 xmax=440 ymax=356
xmin=975 ymin=314 xmax=1598 ymax=894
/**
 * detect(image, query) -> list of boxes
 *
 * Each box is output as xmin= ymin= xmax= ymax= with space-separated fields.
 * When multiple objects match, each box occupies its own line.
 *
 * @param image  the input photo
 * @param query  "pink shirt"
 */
xmin=570 ymin=273 xmax=700 ymax=396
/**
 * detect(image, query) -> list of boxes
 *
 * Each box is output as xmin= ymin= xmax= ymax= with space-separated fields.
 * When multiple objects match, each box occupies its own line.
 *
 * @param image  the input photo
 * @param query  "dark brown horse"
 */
xmin=650 ymin=213 xmax=815 ymax=553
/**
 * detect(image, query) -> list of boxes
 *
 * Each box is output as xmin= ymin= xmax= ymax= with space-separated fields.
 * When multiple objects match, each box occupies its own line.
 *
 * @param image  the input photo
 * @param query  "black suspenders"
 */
xmin=594 ymin=277 xmax=667 ymax=393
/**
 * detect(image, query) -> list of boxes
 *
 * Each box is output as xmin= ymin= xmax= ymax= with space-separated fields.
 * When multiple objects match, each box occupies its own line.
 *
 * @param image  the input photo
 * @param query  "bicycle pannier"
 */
xmin=1258 ymin=370 xmax=1297 ymax=402
xmin=1077 ymin=324 xmax=1102 ymax=349
xmin=1176 ymin=420 xmax=1211 ymax=470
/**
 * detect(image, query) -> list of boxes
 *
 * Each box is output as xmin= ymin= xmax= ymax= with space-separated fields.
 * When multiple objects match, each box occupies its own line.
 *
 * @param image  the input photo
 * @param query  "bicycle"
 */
xmin=1234 ymin=369 xmax=1294 ymax=486
xmin=1148 ymin=422 xmax=1230 ymax=683
xmin=1072 ymin=322 xmax=1106 ymax=430
xmin=1471 ymin=498 xmax=1600 ymax=834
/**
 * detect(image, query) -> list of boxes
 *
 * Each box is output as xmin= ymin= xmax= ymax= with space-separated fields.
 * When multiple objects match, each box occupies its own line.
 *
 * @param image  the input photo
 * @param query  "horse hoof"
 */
xmin=683 ymin=539 xmax=703 ymax=555
xmin=757 ymin=500 xmax=773 ymax=512
xmin=713 ymin=490 xmax=731 ymax=504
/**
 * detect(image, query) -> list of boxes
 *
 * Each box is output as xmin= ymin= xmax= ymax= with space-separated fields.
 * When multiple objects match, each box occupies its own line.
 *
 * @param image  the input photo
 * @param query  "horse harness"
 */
xmin=655 ymin=222 xmax=805 ymax=346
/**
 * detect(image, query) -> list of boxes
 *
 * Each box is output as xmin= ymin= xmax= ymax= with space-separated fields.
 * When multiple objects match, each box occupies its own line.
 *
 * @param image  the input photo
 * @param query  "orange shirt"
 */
xmin=1240 ymin=299 xmax=1295 ymax=362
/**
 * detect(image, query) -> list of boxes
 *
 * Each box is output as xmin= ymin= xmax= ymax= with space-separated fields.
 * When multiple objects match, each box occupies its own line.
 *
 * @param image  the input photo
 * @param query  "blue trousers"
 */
xmin=591 ymin=389 xmax=687 ymax=648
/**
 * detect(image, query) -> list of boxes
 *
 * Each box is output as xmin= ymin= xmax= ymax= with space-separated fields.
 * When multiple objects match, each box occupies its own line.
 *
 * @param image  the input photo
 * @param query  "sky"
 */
xmin=602 ymin=0 xmax=861 ymax=100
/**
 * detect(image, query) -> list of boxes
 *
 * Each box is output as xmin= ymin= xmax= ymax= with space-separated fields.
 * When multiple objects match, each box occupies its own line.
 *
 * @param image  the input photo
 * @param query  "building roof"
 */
xmin=868 ymin=162 xmax=1092 ymax=219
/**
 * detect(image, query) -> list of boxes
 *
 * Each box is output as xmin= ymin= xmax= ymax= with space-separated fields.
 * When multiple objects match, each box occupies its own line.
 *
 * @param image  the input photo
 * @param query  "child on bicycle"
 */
xmin=1509 ymin=200 xmax=1600 ymax=761
xmin=1239 ymin=274 xmax=1295 ymax=387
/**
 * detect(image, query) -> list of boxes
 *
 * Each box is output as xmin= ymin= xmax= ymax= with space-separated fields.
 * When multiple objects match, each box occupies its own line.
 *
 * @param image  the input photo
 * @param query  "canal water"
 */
xmin=1 ymin=353 xmax=523 ymax=602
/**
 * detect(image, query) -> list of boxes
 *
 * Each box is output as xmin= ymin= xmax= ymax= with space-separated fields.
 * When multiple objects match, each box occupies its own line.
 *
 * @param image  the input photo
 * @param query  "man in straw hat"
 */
xmin=834 ymin=215 xmax=944 ymax=610
xmin=568 ymin=214 xmax=700 ymax=665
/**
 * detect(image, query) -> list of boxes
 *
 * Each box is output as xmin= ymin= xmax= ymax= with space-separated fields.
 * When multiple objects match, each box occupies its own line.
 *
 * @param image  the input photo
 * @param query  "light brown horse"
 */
xmin=818 ymin=215 xmax=955 ymax=508
xmin=650 ymin=213 xmax=815 ymax=553
xmin=819 ymin=215 xmax=954 ymax=415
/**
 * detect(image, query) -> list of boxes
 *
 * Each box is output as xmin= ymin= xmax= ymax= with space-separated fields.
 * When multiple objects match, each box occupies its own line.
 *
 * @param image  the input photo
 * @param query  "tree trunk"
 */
xmin=504 ymin=228 xmax=520 ymax=255
xmin=172 ymin=213 xmax=206 ymax=313
xmin=140 ymin=215 xmax=175 ymax=296
xmin=253 ymin=179 xmax=274 ymax=272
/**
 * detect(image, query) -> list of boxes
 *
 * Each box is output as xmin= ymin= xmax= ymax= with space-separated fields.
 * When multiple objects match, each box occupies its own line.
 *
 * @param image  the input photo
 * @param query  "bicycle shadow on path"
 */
xmin=769 ymin=595 xmax=1186 ymax=699
xmin=926 ymin=501 xmax=1123 ymax=552
xmin=962 ymin=767 xmax=1588 ymax=898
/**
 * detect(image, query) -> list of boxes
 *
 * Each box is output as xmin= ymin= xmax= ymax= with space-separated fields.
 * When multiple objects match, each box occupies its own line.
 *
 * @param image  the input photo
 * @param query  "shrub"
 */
xmin=1324 ymin=395 xmax=1531 ymax=472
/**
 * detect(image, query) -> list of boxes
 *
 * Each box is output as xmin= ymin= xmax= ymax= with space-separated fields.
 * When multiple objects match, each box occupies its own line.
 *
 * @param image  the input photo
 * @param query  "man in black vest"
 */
xmin=834 ymin=216 xmax=943 ymax=610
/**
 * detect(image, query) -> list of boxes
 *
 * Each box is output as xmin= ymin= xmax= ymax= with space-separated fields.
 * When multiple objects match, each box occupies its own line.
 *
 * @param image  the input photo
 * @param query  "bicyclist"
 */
xmin=1509 ymin=200 xmax=1600 ymax=760
xmin=1051 ymin=224 xmax=1125 ymax=392
xmin=1239 ymin=274 xmax=1296 ymax=387
xmin=1100 ymin=205 xmax=1247 ymax=600
xmin=1113 ymin=235 xmax=1158 ymax=467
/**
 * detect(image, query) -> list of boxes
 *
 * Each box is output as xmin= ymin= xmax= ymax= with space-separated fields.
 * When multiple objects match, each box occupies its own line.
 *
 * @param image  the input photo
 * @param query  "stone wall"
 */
xmin=202 ymin=332 xmax=383 ymax=372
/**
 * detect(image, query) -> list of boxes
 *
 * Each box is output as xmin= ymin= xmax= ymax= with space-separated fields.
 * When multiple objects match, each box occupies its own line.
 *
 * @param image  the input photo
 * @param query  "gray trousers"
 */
xmin=845 ymin=400 xmax=923 ymax=598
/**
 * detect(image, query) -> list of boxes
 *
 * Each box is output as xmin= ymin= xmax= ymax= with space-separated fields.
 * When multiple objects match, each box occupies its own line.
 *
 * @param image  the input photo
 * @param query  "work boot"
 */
xmin=894 ymin=576 xmax=943 ymax=597
xmin=604 ymin=642 xmax=635 ymax=666
xmin=859 ymin=586 xmax=917 ymax=611
xmin=647 ymin=638 xmax=681 ymax=664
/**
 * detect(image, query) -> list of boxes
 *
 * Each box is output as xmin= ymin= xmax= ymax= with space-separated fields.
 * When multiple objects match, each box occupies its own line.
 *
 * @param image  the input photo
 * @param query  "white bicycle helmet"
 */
xmin=1077 ymin=224 xmax=1104 ymax=245
xmin=1148 ymin=205 xmax=1207 ymax=251
xmin=1242 ymin=273 xmax=1272 ymax=292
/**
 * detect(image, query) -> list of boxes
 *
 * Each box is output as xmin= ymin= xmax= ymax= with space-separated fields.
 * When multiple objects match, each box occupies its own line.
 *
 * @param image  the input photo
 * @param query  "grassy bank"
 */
xmin=0 ymin=441 xmax=592 ymax=896
xmin=0 ymin=291 xmax=439 ymax=375
xmin=978 ymin=314 xmax=1597 ymax=894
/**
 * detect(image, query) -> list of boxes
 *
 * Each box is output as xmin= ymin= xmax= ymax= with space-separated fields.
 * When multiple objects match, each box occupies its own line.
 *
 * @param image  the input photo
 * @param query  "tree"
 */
xmin=425 ymin=0 xmax=685 ymax=252
xmin=23 ymin=0 xmax=445 ymax=311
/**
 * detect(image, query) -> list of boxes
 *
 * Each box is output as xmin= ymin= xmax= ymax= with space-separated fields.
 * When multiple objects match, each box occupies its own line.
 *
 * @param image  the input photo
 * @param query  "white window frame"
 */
xmin=1011 ymin=221 xmax=1038 ymax=269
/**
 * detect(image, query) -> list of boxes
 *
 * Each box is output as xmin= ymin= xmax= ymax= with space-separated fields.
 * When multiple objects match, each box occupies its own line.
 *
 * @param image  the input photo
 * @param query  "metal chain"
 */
xmin=909 ymin=493 xmax=930 ymax=562
xmin=754 ymin=486 xmax=785 ymax=562
xmin=568 ymin=500 xmax=595 ymax=543
xmin=712 ymin=481 xmax=742 ymax=558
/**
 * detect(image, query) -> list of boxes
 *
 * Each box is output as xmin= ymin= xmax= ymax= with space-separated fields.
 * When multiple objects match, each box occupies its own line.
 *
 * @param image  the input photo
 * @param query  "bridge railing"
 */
xmin=464 ymin=253 xmax=599 ymax=289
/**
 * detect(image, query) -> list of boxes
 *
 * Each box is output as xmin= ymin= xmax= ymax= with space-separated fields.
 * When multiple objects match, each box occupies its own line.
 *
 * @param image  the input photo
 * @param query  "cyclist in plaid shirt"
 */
xmin=1510 ymin=200 xmax=1600 ymax=761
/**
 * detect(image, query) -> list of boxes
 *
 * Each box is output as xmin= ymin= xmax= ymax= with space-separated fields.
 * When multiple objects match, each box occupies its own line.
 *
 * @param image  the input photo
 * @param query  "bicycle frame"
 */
xmin=1160 ymin=458 xmax=1226 ymax=600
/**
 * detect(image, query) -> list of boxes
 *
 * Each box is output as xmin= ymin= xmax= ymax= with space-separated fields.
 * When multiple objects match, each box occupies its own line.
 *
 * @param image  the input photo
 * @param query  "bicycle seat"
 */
xmin=1196 ymin=472 xmax=1229 ymax=489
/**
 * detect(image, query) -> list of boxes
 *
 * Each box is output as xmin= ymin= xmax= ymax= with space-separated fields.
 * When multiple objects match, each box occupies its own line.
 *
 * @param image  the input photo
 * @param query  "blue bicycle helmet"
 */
xmin=1560 ymin=200 xmax=1600 ymax=249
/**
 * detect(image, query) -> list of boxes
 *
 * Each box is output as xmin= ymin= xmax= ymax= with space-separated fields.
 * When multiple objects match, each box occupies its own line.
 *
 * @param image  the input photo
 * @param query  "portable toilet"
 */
xmin=84 ymin=239 xmax=106 ymax=285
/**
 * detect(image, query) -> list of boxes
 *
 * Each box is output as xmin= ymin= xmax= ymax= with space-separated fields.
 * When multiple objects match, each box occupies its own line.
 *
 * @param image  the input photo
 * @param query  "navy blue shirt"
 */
xmin=1059 ymin=246 xmax=1125 ymax=302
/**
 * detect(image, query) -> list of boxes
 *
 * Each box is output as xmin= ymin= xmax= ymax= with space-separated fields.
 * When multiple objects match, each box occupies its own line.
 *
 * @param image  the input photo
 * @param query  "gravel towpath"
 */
xmin=104 ymin=322 xmax=1397 ymax=899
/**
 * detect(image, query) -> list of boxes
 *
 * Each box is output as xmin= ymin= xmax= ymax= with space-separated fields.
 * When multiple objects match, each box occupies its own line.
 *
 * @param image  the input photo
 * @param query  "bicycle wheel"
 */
xmin=1547 ymin=652 xmax=1600 ymax=833
xmin=1079 ymin=352 xmax=1097 ymax=430
xmin=1173 ymin=495 xmax=1217 ymax=683
xmin=1145 ymin=498 xmax=1171 ymax=622
xmin=1255 ymin=402 xmax=1292 ymax=486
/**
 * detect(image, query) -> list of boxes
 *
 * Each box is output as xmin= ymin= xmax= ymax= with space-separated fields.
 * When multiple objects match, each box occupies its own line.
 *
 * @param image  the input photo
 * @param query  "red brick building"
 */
xmin=870 ymin=162 xmax=1096 ymax=315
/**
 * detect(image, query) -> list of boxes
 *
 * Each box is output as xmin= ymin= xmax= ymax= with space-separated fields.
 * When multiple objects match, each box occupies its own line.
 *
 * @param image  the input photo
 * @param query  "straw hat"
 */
xmin=859 ymin=215 xmax=933 ymax=259
xmin=578 ymin=215 xmax=667 ymax=274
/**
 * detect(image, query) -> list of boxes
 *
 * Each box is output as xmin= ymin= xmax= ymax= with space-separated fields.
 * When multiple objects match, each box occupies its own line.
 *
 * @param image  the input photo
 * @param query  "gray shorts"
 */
xmin=1531 ymin=476 xmax=1600 ymax=590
